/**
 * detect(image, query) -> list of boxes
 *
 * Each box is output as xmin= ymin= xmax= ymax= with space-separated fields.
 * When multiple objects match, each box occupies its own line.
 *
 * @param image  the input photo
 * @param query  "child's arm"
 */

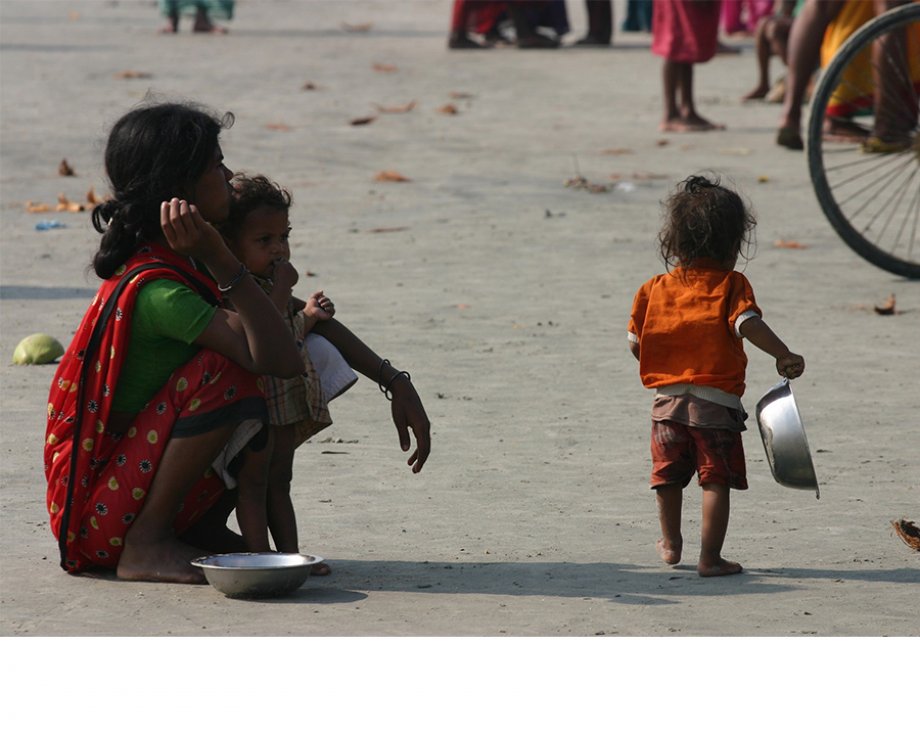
xmin=628 ymin=338 xmax=640 ymax=360
xmin=739 ymin=316 xmax=805 ymax=378
xmin=311 ymin=317 xmax=431 ymax=473
xmin=267 ymin=259 xmax=298 ymax=315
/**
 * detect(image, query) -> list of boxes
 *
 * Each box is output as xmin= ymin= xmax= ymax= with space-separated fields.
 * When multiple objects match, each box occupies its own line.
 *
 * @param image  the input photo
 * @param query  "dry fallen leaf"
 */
xmin=56 ymin=194 xmax=85 ymax=212
xmin=656 ymin=139 xmax=670 ymax=147
xmin=758 ymin=175 xmax=770 ymax=183
xmin=601 ymin=147 xmax=634 ymax=155
xmin=265 ymin=123 xmax=292 ymax=131
xmin=26 ymin=201 xmax=51 ymax=213
xmin=774 ymin=239 xmax=807 ymax=249
xmin=565 ymin=176 xmax=610 ymax=193
xmin=350 ymin=116 xmax=377 ymax=126
xmin=302 ymin=81 xmax=319 ymax=91
xmin=437 ymin=104 xmax=459 ymax=115
xmin=342 ymin=22 xmax=372 ymax=32
xmin=374 ymin=100 xmax=416 ymax=114
xmin=114 ymin=70 xmax=152 ymax=79
xmin=368 ymin=226 xmax=410 ymax=233
xmin=372 ymin=63 xmax=398 ymax=73
xmin=306 ymin=270 xmax=317 ymax=277
xmin=58 ymin=159 xmax=75 ymax=176
xmin=632 ymin=171 xmax=667 ymax=180
xmin=449 ymin=91 xmax=474 ymax=99
xmin=874 ymin=293 xmax=896 ymax=315
xmin=374 ymin=170 xmax=411 ymax=183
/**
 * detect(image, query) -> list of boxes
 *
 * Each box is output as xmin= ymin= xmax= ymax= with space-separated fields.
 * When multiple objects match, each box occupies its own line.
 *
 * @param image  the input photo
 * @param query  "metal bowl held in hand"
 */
xmin=191 ymin=552 xmax=323 ymax=599
xmin=755 ymin=379 xmax=820 ymax=499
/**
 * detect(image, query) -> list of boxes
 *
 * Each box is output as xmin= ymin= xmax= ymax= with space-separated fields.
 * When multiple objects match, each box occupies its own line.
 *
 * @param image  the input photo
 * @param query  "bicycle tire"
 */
xmin=807 ymin=3 xmax=920 ymax=279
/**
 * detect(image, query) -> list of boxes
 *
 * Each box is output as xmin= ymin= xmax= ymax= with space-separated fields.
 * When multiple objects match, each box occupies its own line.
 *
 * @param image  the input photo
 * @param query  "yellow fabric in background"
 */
xmin=820 ymin=0 xmax=920 ymax=118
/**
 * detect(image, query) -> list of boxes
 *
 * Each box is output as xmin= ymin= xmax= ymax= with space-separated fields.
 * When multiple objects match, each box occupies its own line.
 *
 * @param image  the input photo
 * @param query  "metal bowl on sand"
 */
xmin=755 ymin=379 xmax=820 ymax=499
xmin=191 ymin=552 xmax=323 ymax=599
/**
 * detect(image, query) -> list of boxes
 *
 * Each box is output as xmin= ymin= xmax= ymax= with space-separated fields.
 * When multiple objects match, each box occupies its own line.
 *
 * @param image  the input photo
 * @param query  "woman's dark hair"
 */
xmin=219 ymin=174 xmax=292 ymax=246
xmin=657 ymin=174 xmax=756 ymax=270
xmin=91 ymin=101 xmax=234 ymax=279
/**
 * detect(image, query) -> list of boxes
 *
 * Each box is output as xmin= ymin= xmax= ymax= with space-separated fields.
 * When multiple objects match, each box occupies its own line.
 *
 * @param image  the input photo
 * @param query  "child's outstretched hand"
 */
xmin=777 ymin=352 xmax=805 ymax=379
xmin=304 ymin=290 xmax=335 ymax=321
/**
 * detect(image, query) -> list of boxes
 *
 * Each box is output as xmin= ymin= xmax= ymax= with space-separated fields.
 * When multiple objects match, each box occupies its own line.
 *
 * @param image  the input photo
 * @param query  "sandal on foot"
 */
xmin=862 ymin=136 xmax=911 ymax=154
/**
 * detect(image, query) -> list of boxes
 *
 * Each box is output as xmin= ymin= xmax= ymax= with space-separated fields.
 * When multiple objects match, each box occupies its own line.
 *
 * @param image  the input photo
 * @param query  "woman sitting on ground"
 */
xmin=44 ymin=101 xmax=431 ymax=584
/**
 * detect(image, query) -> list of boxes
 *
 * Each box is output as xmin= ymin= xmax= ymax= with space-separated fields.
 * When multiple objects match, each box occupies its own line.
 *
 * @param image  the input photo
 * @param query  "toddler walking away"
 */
xmin=628 ymin=174 xmax=805 ymax=577
xmin=218 ymin=175 xmax=357 ymax=570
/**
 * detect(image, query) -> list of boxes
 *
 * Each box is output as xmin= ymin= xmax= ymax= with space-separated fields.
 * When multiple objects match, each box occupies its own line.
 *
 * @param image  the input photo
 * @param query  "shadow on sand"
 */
xmin=0 ymin=285 xmax=97 ymax=300
xmin=272 ymin=559 xmax=812 ymax=606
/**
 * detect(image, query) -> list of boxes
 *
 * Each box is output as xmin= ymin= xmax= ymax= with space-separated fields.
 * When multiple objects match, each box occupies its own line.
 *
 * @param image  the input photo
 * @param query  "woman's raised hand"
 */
xmin=389 ymin=377 xmax=431 ymax=473
xmin=160 ymin=198 xmax=226 ymax=261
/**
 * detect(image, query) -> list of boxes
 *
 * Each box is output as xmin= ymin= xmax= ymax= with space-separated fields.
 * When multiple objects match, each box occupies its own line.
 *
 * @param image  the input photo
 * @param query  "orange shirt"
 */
xmin=628 ymin=266 xmax=761 ymax=397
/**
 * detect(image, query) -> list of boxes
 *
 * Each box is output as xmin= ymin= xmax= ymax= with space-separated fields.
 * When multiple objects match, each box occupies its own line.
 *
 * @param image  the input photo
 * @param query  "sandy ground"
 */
xmin=2 ymin=0 xmax=918 ymax=647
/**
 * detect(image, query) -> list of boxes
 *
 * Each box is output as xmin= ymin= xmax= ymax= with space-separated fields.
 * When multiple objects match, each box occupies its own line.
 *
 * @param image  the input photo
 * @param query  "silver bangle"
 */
xmin=217 ymin=263 xmax=249 ymax=293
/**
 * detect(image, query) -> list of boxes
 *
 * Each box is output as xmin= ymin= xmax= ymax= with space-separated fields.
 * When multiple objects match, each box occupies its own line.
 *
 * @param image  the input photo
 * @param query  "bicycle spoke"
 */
xmin=887 ymin=168 xmax=919 ymax=257
xmin=863 ymin=162 xmax=916 ymax=246
xmin=836 ymin=152 xmax=915 ymax=215
xmin=826 ymin=147 xmax=914 ymax=196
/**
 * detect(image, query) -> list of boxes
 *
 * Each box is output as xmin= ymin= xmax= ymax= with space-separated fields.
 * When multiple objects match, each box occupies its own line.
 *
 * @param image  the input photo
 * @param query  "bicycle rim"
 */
xmin=807 ymin=3 xmax=920 ymax=279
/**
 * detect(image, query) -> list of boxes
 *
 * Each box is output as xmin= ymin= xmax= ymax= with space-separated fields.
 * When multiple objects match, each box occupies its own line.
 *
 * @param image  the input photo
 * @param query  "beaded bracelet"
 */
xmin=377 ymin=359 xmax=410 ymax=401
xmin=217 ymin=263 xmax=249 ymax=293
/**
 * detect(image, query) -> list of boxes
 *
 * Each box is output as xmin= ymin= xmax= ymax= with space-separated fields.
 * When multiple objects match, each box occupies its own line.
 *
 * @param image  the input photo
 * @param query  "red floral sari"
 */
xmin=45 ymin=243 xmax=266 ymax=572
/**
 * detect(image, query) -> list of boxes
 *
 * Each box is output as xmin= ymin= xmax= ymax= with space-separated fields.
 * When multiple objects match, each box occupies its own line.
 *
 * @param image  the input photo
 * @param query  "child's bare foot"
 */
xmin=657 ymin=538 xmax=682 ymax=565
xmin=193 ymin=22 xmax=228 ymax=34
xmin=311 ymin=561 xmax=332 ymax=576
xmin=660 ymin=114 xmax=725 ymax=132
xmin=742 ymin=84 xmax=769 ymax=101
xmin=117 ymin=537 xmax=207 ymax=584
xmin=697 ymin=557 xmax=743 ymax=577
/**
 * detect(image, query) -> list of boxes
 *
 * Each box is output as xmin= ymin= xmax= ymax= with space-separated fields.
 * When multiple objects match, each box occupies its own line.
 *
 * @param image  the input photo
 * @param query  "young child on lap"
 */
xmin=218 ymin=175 xmax=356 ymax=567
xmin=628 ymin=174 xmax=805 ymax=577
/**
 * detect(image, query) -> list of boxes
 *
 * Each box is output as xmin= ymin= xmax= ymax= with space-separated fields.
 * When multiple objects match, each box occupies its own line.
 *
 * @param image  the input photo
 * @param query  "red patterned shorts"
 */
xmin=649 ymin=420 xmax=748 ymax=490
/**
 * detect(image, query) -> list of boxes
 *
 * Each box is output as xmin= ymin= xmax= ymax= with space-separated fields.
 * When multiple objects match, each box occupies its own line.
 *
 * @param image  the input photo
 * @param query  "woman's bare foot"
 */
xmin=117 ymin=537 xmax=207 ymax=584
xmin=657 ymin=538 xmax=682 ymax=565
xmin=697 ymin=557 xmax=743 ymax=577
xmin=158 ymin=23 xmax=179 ymax=34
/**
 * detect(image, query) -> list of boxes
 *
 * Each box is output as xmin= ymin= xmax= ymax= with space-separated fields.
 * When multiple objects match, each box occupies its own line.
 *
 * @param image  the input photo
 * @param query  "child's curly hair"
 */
xmin=657 ymin=174 xmax=756 ymax=270
xmin=220 ymin=174 xmax=292 ymax=242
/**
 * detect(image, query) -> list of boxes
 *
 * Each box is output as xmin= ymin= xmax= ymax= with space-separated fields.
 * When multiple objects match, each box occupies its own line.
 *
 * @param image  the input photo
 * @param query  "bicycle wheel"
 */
xmin=807 ymin=3 xmax=920 ymax=279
